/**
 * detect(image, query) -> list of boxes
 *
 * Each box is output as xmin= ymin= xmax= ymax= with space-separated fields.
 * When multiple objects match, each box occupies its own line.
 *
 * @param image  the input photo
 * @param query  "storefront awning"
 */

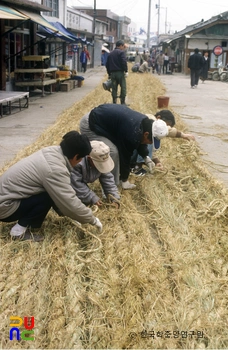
xmin=49 ymin=22 xmax=79 ymax=42
xmin=14 ymin=9 xmax=74 ymax=41
xmin=0 ymin=4 xmax=27 ymax=20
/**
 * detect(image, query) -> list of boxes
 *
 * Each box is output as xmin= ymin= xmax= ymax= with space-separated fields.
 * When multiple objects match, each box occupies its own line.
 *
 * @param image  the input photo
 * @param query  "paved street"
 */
xmin=0 ymin=66 xmax=107 ymax=168
xmin=158 ymin=73 xmax=228 ymax=187
xmin=1 ymin=67 xmax=228 ymax=188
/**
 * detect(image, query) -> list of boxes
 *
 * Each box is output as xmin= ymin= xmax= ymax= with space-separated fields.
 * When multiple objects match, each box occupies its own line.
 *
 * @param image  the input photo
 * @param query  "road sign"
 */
xmin=213 ymin=45 xmax=223 ymax=56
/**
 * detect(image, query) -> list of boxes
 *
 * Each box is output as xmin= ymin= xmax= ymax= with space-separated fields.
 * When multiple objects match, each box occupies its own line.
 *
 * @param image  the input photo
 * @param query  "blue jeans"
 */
xmin=131 ymin=144 xmax=153 ymax=166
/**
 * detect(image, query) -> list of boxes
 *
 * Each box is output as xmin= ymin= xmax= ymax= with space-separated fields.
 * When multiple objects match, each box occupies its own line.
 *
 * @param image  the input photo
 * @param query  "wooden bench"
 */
xmin=0 ymin=91 xmax=29 ymax=118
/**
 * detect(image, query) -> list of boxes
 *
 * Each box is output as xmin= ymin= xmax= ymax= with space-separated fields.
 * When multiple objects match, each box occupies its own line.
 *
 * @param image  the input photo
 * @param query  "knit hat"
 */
xmin=90 ymin=141 xmax=114 ymax=173
xmin=152 ymin=120 xmax=169 ymax=150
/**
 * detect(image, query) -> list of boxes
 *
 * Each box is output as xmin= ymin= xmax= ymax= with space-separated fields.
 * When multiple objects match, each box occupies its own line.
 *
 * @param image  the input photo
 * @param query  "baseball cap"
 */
xmin=90 ymin=141 xmax=114 ymax=173
xmin=152 ymin=119 xmax=169 ymax=150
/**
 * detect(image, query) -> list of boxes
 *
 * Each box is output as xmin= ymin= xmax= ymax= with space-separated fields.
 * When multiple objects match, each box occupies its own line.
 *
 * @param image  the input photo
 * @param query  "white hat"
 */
xmin=90 ymin=141 xmax=114 ymax=173
xmin=152 ymin=119 xmax=168 ymax=150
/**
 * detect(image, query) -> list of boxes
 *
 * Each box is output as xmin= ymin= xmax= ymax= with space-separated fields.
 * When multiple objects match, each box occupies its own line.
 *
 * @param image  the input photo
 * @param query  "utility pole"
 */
xmin=156 ymin=0 xmax=160 ymax=44
xmin=165 ymin=7 xmax=167 ymax=34
xmin=147 ymin=0 xmax=151 ymax=49
xmin=92 ymin=0 xmax=96 ymax=68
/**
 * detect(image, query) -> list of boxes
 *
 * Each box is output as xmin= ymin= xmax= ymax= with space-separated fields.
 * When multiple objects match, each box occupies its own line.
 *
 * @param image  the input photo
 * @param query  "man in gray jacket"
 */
xmin=0 ymin=131 xmax=103 ymax=241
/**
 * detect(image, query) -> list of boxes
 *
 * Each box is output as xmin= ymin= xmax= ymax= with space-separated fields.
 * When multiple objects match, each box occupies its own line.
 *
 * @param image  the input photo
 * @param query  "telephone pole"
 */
xmin=156 ymin=0 xmax=160 ymax=44
xmin=147 ymin=0 xmax=151 ymax=49
xmin=92 ymin=0 xmax=96 ymax=68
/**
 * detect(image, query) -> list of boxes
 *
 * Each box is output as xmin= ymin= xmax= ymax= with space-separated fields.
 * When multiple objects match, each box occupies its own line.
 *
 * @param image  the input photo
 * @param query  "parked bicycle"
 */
xmin=212 ymin=62 xmax=228 ymax=81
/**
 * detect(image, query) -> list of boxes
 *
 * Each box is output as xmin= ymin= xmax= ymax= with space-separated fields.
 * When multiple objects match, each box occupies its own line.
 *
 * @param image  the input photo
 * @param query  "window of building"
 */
xmin=43 ymin=0 xmax=59 ymax=18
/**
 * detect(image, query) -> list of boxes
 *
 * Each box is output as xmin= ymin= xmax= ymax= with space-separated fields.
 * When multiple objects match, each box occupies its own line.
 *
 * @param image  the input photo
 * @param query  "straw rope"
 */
xmin=1 ymin=67 xmax=228 ymax=348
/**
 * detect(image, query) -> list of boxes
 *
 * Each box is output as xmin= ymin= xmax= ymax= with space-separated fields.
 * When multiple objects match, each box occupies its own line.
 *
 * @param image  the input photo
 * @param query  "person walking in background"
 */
xmin=163 ymin=53 xmax=169 ymax=74
xmin=101 ymin=50 xmax=108 ymax=66
xmin=134 ymin=49 xmax=142 ymax=64
xmin=80 ymin=46 xmax=90 ymax=73
xmin=200 ymin=52 xmax=210 ymax=83
xmin=106 ymin=40 xmax=128 ymax=105
xmin=188 ymin=48 xmax=204 ymax=88
xmin=156 ymin=51 xmax=164 ymax=75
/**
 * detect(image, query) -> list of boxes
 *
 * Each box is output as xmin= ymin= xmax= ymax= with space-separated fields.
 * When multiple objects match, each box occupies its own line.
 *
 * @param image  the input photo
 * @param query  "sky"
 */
xmin=67 ymin=0 xmax=228 ymax=34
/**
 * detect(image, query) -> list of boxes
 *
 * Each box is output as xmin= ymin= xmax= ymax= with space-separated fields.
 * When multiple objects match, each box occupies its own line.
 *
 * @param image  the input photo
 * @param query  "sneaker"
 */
xmin=10 ymin=224 xmax=44 ymax=242
xmin=191 ymin=86 xmax=195 ymax=89
xmin=132 ymin=168 xmax=147 ymax=176
xmin=194 ymin=85 xmax=198 ymax=88
xmin=10 ymin=223 xmax=27 ymax=236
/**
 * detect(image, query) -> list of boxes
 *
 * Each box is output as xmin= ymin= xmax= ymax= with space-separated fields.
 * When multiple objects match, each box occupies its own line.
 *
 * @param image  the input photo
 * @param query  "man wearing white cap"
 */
xmin=131 ymin=110 xmax=195 ymax=175
xmin=71 ymin=141 xmax=120 ymax=207
xmin=79 ymin=104 xmax=168 ymax=189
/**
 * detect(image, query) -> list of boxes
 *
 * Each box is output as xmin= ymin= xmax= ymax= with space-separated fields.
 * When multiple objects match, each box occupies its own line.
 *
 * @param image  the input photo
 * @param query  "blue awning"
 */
xmin=49 ymin=22 xmax=79 ymax=42
xmin=49 ymin=22 xmax=93 ymax=45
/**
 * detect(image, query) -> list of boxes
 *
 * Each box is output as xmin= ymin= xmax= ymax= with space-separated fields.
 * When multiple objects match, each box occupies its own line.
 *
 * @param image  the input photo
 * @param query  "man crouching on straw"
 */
xmin=0 ymin=131 xmax=103 ymax=241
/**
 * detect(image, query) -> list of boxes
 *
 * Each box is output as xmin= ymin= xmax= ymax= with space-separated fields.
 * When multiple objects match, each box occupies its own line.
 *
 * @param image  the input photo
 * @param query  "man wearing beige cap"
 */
xmin=71 ymin=141 xmax=120 ymax=207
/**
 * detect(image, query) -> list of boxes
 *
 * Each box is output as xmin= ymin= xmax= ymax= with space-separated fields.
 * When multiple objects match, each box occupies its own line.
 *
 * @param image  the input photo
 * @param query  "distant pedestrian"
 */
xmin=156 ymin=51 xmax=164 ymax=75
xmin=106 ymin=40 xmax=128 ymax=105
xmin=188 ymin=48 xmax=204 ymax=88
xmin=101 ymin=50 xmax=108 ymax=66
xmin=200 ymin=52 xmax=210 ymax=83
xmin=134 ymin=50 xmax=142 ymax=64
xmin=163 ymin=54 xmax=169 ymax=74
xmin=80 ymin=46 xmax=90 ymax=73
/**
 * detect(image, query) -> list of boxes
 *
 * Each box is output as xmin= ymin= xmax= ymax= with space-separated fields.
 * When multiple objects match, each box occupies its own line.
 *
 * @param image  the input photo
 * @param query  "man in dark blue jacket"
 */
xmin=106 ymin=40 xmax=128 ymax=105
xmin=188 ymin=48 xmax=204 ymax=88
xmin=80 ymin=104 xmax=168 ymax=189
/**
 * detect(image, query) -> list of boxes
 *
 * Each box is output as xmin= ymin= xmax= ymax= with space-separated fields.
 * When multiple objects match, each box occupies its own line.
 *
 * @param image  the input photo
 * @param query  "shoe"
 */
xmin=121 ymin=180 xmax=136 ymax=190
xmin=194 ymin=85 xmax=198 ymax=88
xmin=191 ymin=86 xmax=195 ymax=89
xmin=10 ymin=223 xmax=27 ymax=236
xmin=131 ymin=167 xmax=147 ymax=176
xmin=10 ymin=224 xmax=44 ymax=242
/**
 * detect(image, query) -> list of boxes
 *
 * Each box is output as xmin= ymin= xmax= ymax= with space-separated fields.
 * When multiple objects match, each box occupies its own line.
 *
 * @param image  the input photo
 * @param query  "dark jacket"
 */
xmin=106 ymin=48 xmax=128 ymax=75
xmin=188 ymin=53 xmax=204 ymax=70
xmin=88 ymin=104 xmax=149 ymax=180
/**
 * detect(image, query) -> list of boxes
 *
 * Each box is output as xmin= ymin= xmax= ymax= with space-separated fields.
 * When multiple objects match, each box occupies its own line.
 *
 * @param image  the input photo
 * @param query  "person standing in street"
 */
xmin=188 ymin=48 xmax=204 ymax=88
xmin=163 ymin=53 xmax=169 ymax=74
xmin=80 ymin=46 xmax=90 ymax=73
xmin=106 ymin=40 xmax=128 ymax=105
xmin=200 ymin=52 xmax=210 ymax=83
xmin=156 ymin=51 xmax=164 ymax=75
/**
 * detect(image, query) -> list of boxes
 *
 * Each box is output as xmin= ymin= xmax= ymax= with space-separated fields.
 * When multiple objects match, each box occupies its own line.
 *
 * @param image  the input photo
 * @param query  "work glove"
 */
xmin=122 ymin=180 xmax=136 ymax=190
xmin=124 ymin=72 xmax=128 ymax=77
xmin=144 ymin=156 xmax=155 ymax=173
xmin=92 ymin=217 xmax=103 ymax=232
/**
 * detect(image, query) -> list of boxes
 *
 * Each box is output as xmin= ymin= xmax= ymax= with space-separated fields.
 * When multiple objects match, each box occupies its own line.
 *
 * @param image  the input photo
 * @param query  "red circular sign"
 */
xmin=213 ymin=46 xmax=223 ymax=56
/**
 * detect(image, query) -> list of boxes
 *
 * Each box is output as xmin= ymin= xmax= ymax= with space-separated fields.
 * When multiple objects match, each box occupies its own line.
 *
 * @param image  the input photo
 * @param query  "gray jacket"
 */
xmin=71 ymin=157 xmax=120 ymax=206
xmin=0 ymin=146 xmax=95 ymax=224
